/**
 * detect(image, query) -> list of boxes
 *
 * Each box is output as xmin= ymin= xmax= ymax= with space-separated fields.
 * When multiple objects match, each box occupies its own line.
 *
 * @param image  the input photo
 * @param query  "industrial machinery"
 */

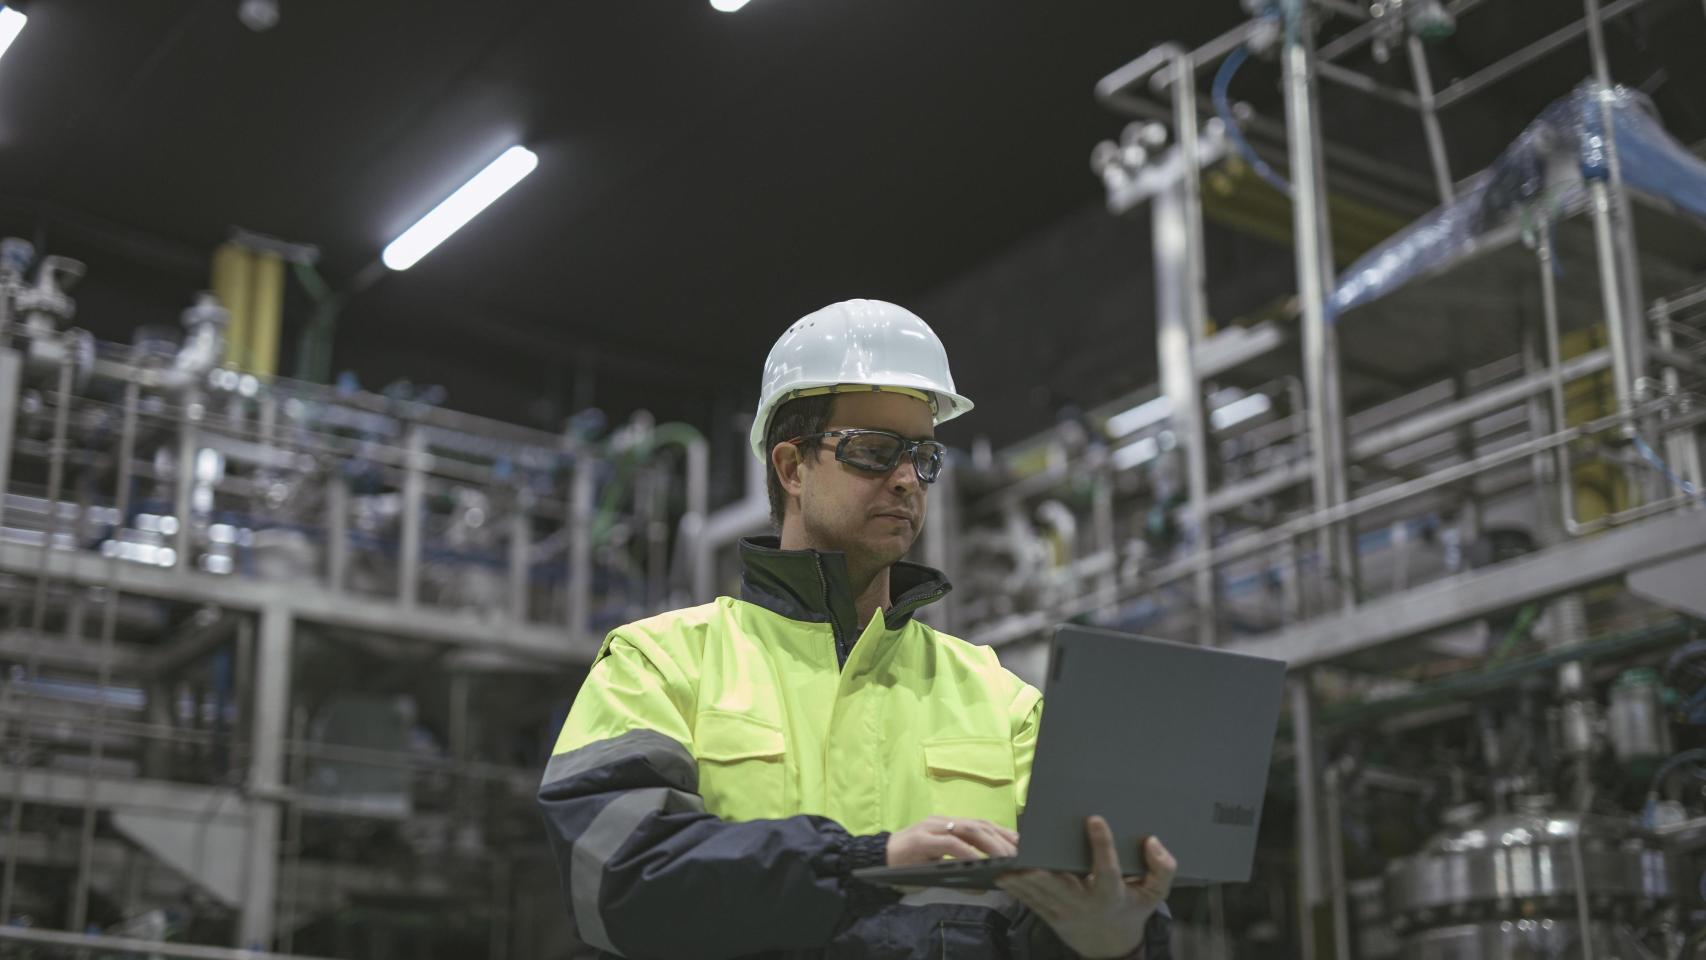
xmin=929 ymin=0 xmax=1706 ymax=958
xmin=0 ymin=238 xmax=710 ymax=957
xmin=4 ymin=1 xmax=1706 ymax=958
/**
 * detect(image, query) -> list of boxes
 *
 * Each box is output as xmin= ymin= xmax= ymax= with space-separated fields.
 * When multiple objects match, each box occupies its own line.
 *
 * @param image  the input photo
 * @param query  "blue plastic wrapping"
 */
xmin=1329 ymin=80 xmax=1706 ymax=318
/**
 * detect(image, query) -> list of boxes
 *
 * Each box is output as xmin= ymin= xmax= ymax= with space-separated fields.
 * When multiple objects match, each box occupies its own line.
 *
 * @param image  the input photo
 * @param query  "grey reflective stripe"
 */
xmin=568 ymin=786 xmax=705 ymax=955
xmin=899 ymin=888 xmax=1019 ymax=911
xmin=542 ymin=728 xmax=698 ymax=793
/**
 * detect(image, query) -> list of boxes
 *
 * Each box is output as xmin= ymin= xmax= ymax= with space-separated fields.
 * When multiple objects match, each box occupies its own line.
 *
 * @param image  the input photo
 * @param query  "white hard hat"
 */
xmin=749 ymin=299 xmax=974 ymax=462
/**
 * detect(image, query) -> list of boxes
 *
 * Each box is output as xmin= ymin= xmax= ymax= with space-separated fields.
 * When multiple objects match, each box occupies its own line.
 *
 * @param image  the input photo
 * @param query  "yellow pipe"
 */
xmin=210 ymin=244 xmax=255 ymax=369
xmin=248 ymin=253 xmax=284 ymax=378
xmin=1559 ymin=325 xmax=1628 ymax=522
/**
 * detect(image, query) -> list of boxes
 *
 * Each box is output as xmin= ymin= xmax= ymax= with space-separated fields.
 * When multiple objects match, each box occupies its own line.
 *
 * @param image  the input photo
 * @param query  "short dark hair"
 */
xmin=763 ymin=394 xmax=836 ymax=529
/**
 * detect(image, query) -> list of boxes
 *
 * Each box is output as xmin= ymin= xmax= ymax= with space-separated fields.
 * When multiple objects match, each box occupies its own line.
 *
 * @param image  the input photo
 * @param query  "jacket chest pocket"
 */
xmin=694 ymin=710 xmax=789 ymax=821
xmin=921 ymin=737 xmax=1018 ymax=829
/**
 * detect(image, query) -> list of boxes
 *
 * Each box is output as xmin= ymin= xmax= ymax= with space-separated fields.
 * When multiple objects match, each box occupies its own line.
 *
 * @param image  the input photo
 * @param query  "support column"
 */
xmin=239 ymin=605 xmax=291 ymax=950
xmin=1281 ymin=10 xmax=1355 ymax=610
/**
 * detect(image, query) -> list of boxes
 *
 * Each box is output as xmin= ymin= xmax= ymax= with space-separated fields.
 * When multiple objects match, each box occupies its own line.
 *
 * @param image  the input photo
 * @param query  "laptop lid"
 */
xmin=1015 ymin=625 xmax=1286 ymax=885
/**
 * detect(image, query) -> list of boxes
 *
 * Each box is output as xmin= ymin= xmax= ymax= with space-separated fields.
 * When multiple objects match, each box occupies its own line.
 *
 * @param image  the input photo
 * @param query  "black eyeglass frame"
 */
xmin=788 ymin=429 xmax=947 ymax=484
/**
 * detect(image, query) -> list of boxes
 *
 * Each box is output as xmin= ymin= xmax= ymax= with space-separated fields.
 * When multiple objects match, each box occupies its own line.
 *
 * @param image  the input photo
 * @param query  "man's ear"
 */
xmin=772 ymin=441 xmax=806 ymax=499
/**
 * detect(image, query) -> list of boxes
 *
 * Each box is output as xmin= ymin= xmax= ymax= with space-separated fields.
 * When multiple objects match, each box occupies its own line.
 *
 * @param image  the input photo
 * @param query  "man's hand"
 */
xmin=887 ymin=815 xmax=1019 ymax=867
xmin=995 ymin=816 xmax=1175 ymax=959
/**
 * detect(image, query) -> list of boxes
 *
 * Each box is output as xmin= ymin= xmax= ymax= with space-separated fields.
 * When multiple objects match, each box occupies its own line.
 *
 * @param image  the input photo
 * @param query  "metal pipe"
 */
xmin=398 ymin=426 xmax=424 ymax=608
xmin=240 ymin=605 xmax=291 ymax=950
xmin=1281 ymin=10 xmax=1355 ymax=611
xmin=69 ymin=379 xmax=139 ymax=933
xmin=279 ymin=706 xmax=309 ymax=955
xmin=1099 ymin=44 xmax=1436 ymax=208
xmin=0 ymin=349 xmax=19 ymax=532
xmin=1537 ymin=237 xmax=1592 ymax=536
xmin=1071 ymin=398 xmax=1704 ymax=609
xmin=175 ymin=397 xmax=198 ymax=568
xmin=1315 ymin=58 xmax=1423 ymax=109
xmin=1407 ymin=35 xmax=1455 ymax=205
xmin=1324 ymin=761 xmax=1353 ymax=960
xmin=449 ymin=671 xmax=471 ymax=823
xmin=1568 ymin=783 xmax=1599 ymax=960
xmin=682 ymin=435 xmax=709 ymax=599
xmin=1588 ymin=180 xmax=1639 ymax=427
xmin=567 ymin=456 xmax=594 ymax=643
xmin=1653 ymin=300 xmax=1706 ymax=500
xmin=1148 ymin=66 xmax=1217 ymax=644
xmin=1291 ymin=676 xmax=1323 ymax=959
xmin=1321 ymin=0 xmax=1494 ymax=61
xmin=646 ymin=466 xmax=669 ymax=608
xmin=1172 ymin=49 xmax=1209 ymax=349
xmin=325 ymin=474 xmax=348 ymax=591
xmin=1523 ymin=325 xmax=1565 ymax=543
xmin=1 ymin=355 xmax=72 ymax=923
xmin=1584 ymin=0 xmax=1650 ymax=435
xmin=1432 ymin=0 xmax=1661 ymax=109
xmin=509 ymin=496 xmax=531 ymax=622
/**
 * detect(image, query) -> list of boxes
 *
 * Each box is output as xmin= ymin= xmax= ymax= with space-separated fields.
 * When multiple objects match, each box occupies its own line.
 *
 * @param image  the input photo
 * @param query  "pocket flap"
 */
xmin=695 ymin=711 xmax=786 ymax=763
xmin=923 ymin=737 xmax=1015 ymax=785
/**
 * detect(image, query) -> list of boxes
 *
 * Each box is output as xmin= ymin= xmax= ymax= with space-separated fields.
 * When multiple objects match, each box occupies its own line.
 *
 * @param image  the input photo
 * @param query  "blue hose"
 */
xmin=1213 ymin=45 xmax=1293 ymax=198
xmin=1632 ymin=434 xmax=1706 ymax=504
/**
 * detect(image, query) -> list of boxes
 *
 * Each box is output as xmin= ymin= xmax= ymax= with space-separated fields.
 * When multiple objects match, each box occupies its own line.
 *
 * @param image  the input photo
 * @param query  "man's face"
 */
xmin=793 ymin=391 xmax=935 ymax=567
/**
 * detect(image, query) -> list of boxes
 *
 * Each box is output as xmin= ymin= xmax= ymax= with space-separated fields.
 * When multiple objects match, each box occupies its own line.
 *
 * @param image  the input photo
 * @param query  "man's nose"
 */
xmin=890 ymin=456 xmax=922 ymax=493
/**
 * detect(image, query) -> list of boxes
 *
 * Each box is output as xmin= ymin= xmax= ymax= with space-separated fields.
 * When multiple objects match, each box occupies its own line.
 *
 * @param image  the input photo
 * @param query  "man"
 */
xmin=539 ymin=299 xmax=1174 ymax=958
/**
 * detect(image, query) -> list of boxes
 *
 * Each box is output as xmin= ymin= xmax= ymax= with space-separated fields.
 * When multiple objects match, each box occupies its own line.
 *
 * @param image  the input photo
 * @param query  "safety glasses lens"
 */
xmin=914 ymin=443 xmax=946 ymax=482
xmin=841 ymin=433 xmax=905 ymax=470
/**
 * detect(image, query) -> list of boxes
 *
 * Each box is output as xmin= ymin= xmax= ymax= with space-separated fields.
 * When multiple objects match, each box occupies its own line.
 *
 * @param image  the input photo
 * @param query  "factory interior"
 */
xmin=2 ymin=0 xmax=1706 ymax=957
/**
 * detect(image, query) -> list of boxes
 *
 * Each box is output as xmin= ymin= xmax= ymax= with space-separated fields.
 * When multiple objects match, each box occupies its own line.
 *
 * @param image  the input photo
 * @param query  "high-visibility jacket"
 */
xmin=538 ymin=536 xmax=1171 ymax=959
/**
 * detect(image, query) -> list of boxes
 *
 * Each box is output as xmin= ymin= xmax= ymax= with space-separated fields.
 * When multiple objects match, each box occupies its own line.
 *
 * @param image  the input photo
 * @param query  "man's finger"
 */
xmin=933 ymin=835 xmax=990 ymax=861
xmin=1085 ymin=816 xmax=1124 ymax=896
xmin=1136 ymin=836 xmax=1178 ymax=895
xmin=1000 ymin=871 xmax=1080 ymax=918
xmin=996 ymin=875 xmax=1062 ymax=923
xmin=957 ymin=821 xmax=1018 ymax=858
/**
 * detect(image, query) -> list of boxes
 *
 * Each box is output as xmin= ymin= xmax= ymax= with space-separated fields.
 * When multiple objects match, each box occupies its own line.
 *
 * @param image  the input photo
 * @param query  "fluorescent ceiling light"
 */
xmin=0 ymin=6 xmax=27 ymax=63
xmin=1106 ymin=396 xmax=1172 ymax=439
xmin=382 ymin=145 xmax=538 ymax=271
xmin=710 ymin=0 xmax=752 ymax=10
xmin=1209 ymin=392 xmax=1272 ymax=431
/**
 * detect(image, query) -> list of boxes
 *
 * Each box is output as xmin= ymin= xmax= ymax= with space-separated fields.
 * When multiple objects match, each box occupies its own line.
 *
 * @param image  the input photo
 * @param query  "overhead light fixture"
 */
xmin=709 ymin=0 xmax=752 ymax=11
xmin=382 ymin=144 xmax=538 ymax=271
xmin=0 ymin=5 xmax=28 ymax=64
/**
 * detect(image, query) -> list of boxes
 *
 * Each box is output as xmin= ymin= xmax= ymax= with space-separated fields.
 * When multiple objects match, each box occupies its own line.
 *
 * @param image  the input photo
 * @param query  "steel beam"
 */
xmin=0 ymin=542 xmax=592 ymax=663
xmin=1231 ymin=508 xmax=1706 ymax=667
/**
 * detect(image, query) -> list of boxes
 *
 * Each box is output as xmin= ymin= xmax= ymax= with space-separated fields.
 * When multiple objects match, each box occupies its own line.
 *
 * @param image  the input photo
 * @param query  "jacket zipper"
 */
xmin=812 ymin=551 xmax=850 ymax=669
xmin=890 ymin=586 xmax=948 ymax=624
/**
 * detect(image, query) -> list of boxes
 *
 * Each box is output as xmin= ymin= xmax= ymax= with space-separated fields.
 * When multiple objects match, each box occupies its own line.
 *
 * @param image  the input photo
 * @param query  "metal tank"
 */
xmin=1385 ymin=800 xmax=1677 ymax=960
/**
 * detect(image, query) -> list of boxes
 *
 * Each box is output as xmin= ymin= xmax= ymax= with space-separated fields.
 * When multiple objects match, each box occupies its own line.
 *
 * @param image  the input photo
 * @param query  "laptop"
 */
xmin=854 ymin=624 xmax=1286 ymax=889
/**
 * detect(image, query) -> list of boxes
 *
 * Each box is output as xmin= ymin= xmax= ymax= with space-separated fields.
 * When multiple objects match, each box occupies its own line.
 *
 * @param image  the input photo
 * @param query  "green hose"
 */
xmin=589 ymin=422 xmax=705 ymax=547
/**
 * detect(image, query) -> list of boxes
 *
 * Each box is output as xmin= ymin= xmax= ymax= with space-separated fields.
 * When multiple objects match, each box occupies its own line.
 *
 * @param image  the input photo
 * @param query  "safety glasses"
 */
xmin=789 ymin=429 xmax=947 ymax=484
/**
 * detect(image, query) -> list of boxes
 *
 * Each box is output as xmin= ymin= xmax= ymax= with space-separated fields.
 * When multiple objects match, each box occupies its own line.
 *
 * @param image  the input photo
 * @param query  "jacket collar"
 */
xmin=737 ymin=536 xmax=952 ymax=646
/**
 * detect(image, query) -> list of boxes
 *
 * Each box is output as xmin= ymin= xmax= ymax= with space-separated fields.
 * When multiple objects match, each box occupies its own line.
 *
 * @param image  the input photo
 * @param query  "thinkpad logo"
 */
xmin=1212 ymin=802 xmax=1255 ymax=826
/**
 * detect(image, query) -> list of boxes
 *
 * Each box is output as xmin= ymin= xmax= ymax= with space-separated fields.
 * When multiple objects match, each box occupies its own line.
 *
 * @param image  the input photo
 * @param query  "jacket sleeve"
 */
xmin=1009 ymin=689 xmax=1174 ymax=960
xmin=537 ymin=629 xmax=895 ymax=959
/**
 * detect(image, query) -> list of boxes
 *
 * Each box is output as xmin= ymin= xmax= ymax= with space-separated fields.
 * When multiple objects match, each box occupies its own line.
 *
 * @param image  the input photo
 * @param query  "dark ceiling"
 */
xmin=0 ymin=0 xmax=1241 ymax=426
xmin=2 ymin=0 xmax=1703 ymax=450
